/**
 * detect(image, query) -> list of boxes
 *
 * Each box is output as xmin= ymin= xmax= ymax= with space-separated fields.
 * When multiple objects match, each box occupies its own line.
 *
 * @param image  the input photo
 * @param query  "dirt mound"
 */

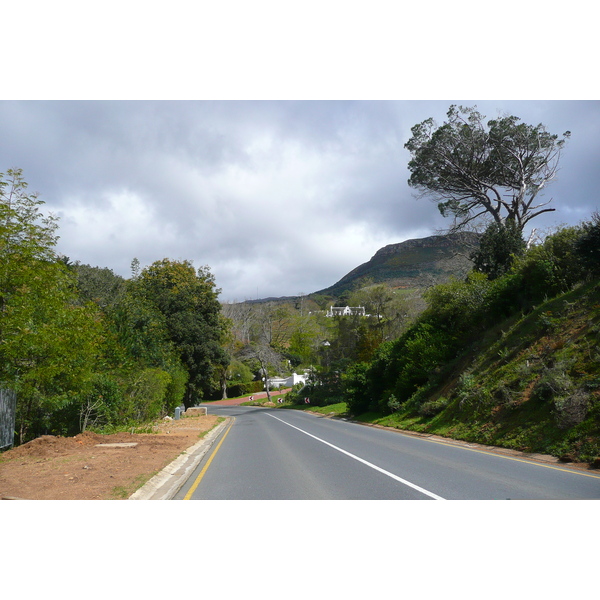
xmin=5 ymin=431 xmax=106 ymax=459
xmin=0 ymin=415 xmax=221 ymax=500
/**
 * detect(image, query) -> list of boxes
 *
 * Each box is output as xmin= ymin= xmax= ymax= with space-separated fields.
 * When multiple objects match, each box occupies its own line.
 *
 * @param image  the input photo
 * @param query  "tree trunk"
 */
xmin=221 ymin=372 xmax=228 ymax=400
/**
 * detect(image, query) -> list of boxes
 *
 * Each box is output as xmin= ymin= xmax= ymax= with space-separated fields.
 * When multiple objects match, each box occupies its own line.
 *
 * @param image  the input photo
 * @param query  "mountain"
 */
xmin=315 ymin=231 xmax=481 ymax=298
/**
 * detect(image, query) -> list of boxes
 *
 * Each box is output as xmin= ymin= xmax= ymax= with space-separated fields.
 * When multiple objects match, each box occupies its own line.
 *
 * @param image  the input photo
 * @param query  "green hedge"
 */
xmin=226 ymin=380 xmax=264 ymax=398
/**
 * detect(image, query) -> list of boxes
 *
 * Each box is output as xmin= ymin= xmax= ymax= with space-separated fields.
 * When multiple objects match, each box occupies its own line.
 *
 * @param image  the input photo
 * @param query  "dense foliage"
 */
xmin=4 ymin=164 xmax=599 ymax=462
xmin=341 ymin=218 xmax=600 ymax=449
xmin=1 ymin=170 xmax=229 ymax=445
xmin=1 ymin=170 xmax=105 ymax=443
xmin=405 ymin=105 xmax=570 ymax=232
xmin=471 ymin=220 xmax=526 ymax=279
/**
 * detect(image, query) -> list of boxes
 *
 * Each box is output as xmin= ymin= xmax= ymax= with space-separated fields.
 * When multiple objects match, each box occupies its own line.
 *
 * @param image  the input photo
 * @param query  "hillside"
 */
xmin=315 ymin=231 xmax=480 ymax=297
xmin=239 ymin=232 xmax=481 ymax=306
xmin=363 ymin=280 xmax=600 ymax=465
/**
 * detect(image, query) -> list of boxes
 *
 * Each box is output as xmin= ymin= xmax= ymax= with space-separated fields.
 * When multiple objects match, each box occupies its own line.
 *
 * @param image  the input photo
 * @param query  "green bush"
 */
xmin=575 ymin=211 xmax=600 ymax=276
xmin=342 ymin=362 xmax=371 ymax=415
xmin=510 ymin=226 xmax=585 ymax=304
xmin=387 ymin=394 xmax=402 ymax=412
xmin=418 ymin=396 xmax=450 ymax=416
xmin=422 ymin=272 xmax=493 ymax=333
xmin=163 ymin=362 xmax=188 ymax=412
xmin=226 ymin=380 xmax=264 ymax=398
xmin=77 ymin=373 xmax=124 ymax=431
xmin=120 ymin=368 xmax=172 ymax=423
xmin=392 ymin=322 xmax=457 ymax=402
xmin=471 ymin=220 xmax=526 ymax=280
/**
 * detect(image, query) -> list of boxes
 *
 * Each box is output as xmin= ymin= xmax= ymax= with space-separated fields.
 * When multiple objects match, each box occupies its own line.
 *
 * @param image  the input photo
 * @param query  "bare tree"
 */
xmin=238 ymin=342 xmax=283 ymax=403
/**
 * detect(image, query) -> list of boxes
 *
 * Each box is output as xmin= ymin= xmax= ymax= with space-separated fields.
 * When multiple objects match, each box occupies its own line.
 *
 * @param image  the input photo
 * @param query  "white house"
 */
xmin=326 ymin=306 xmax=366 ymax=317
xmin=266 ymin=371 xmax=309 ymax=389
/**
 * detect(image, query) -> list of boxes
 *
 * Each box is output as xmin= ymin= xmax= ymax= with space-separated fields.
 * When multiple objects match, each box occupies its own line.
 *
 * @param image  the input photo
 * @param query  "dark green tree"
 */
xmin=0 ymin=169 xmax=103 ymax=443
xmin=134 ymin=259 xmax=230 ymax=406
xmin=471 ymin=219 xmax=527 ymax=279
xmin=405 ymin=105 xmax=570 ymax=232
xmin=70 ymin=263 xmax=126 ymax=309
xmin=575 ymin=211 xmax=600 ymax=276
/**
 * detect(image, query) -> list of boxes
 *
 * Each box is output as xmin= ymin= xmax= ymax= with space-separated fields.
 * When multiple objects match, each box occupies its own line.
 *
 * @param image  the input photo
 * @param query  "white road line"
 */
xmin=266 ymin=413 xmax=446 ymax=500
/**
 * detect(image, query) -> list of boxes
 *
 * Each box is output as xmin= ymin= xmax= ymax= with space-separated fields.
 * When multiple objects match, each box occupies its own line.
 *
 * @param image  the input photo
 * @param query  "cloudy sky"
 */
xmin=3 ymin=1 xmax=597 ymax=577
xmin=2 ymin=3 xmax=598 ymax=302
xmin=1 ymin=100 xmax=598 ymax=302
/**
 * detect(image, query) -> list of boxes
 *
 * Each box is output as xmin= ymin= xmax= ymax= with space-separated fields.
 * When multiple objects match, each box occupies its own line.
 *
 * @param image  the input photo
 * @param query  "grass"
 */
xmin=284 ymin=401 xmax=348 ymax=416
xmin=240 ymin=392 xmax=290 ymax=406
xmin=197 ymin=416 xmax=225 ymax=438
xmin=111 ymin=472 xmax=157 ymax=499
xmin=224 ymin=283 xmax=600 ymax=463
xmin=350 ymin=281 xmax=600 ymax=463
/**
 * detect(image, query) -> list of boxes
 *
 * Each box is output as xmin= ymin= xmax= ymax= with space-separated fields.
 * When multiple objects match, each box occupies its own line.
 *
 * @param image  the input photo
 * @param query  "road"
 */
xmin=174 ymin=405 xmax=600 ymax=500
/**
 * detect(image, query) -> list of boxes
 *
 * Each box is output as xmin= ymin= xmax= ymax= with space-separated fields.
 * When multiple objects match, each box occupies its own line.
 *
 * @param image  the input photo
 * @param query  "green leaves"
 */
xmin=133 ymin=258 xmax=229 ymax=404
xmin=1 ymin=169 xmax=233 ymax=441
xmin=471 ymin=220 xmax=526 ymax=279
xmin=1 ymin=169 xmax=106 ymax=442
xmin=404 ymin=105 xmax=570 ymax=231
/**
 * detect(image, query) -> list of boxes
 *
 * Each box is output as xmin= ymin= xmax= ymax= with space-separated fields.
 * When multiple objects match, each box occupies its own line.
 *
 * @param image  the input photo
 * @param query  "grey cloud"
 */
xmin=1 ymin=100 xmax=598 ymax=301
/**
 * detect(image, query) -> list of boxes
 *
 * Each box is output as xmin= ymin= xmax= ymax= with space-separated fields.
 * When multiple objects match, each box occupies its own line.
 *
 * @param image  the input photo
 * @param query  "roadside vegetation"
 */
xmin=283 ymin=217 xmax=598 ymax=465
xmin=1 ymin=169 xmax=227 ymax=445
xmin=3 ymin=106 xmax=599 ymax=464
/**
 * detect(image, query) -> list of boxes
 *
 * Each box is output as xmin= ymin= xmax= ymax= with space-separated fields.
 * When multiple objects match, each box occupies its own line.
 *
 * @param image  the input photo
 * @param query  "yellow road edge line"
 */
xmin=183 ymin=417 xmax=235 ymax=500
xmin=415 ymin=435 xmax=600 ymax=480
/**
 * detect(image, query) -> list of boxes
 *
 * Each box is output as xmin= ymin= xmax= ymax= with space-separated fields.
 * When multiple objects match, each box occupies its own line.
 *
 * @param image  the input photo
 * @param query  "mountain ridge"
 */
xmin=241 ymin=231 xmax=481 ymax=305
xmin=314 ymin=231 xmax=481 ymax=298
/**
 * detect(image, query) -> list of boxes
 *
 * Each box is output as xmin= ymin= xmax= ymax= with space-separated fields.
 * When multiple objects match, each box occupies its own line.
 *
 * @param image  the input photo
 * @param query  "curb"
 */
xmin=301 ymin=410 xmax=597 ymax=472
xmin=129 ymin=418 xmax=230 ymax=500
xmin=345 ymin=417 xmax=599 ymax=472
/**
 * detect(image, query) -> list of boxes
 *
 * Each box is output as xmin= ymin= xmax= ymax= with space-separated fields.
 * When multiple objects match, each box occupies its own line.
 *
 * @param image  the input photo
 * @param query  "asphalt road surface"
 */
xmin=174 ymin=405 xmax=600 ymax=500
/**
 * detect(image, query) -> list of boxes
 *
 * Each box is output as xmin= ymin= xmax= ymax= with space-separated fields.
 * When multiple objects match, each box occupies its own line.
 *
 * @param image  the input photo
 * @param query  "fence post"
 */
xmin=0 ymin=387 xmax=17 ymax=450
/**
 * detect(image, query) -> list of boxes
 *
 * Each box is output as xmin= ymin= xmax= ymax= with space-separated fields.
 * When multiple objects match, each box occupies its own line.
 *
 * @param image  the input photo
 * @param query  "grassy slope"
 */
xmin=357 ymin=280 xmax=600 ymax=464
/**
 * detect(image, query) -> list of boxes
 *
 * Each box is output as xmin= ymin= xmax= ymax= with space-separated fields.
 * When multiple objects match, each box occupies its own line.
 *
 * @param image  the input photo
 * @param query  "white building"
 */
xmin=266 ymin=371 xmax=309 ymax=389
xmin=326 ymin=306 xmax=366 ymax=317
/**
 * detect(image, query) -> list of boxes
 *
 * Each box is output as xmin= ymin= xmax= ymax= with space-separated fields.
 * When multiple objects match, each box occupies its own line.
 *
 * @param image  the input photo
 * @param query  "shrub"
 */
xmin=554 ymin=390 xmax=591 ymax=429
xmin=418 ymin=396 xmax=450 ymax=416
xmin=392 ymin=322 xmax=457 ymax=401
xmin=387 ymin=394 xmax=402 ymax=413
xmin=511 ymin=226 xmax=585 ymax=304
xmin=342 ymin=362 xmax=371 ymax=414
xmin=575 ymin=211 xmax=600 ymax=276
xmin=163 ymin=363 xmax=188 ymax=412
xmin=120 ymin=368 xmax=172 ymax=423
xmin=471 ymin=220 xmax=526 ymax=280
xmin=422 ymin=272 xmax=492 ymax=334
xmin=299 ymin=368 xmax=346 ymax=407
xmin=226 ymin=380 xmax=264 ymax=397
xmin=52 ymin=373 xmax=126 ymax=434
xmin=530 ymin=363 xmax=573 ymax=403
xmin=456 ymin=373 xmax=491 ymax=409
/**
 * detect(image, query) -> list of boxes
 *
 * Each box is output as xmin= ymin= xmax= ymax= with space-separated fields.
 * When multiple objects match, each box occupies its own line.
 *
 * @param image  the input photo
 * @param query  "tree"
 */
xmin=1 ymin=168 xmax=58 ymax=323
xmin=575 ymin=211 xmax=600 ymax=276
xmin=221 ymin=300 xmax=255 ymax=345
xmin=0 ymin=169 xmax=103 ymax=442
xmin=70 ymin=262 xmax=126 ymax=308
xmin=471 ymin=219 xmax=527 ymax=279
xmin=134 ymin=259 xmax=230 ymax=406
xmin=405 ymin=105 xmax=570 ymax=232
xmin=238 ymin=342 xmax=283 ymax=403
